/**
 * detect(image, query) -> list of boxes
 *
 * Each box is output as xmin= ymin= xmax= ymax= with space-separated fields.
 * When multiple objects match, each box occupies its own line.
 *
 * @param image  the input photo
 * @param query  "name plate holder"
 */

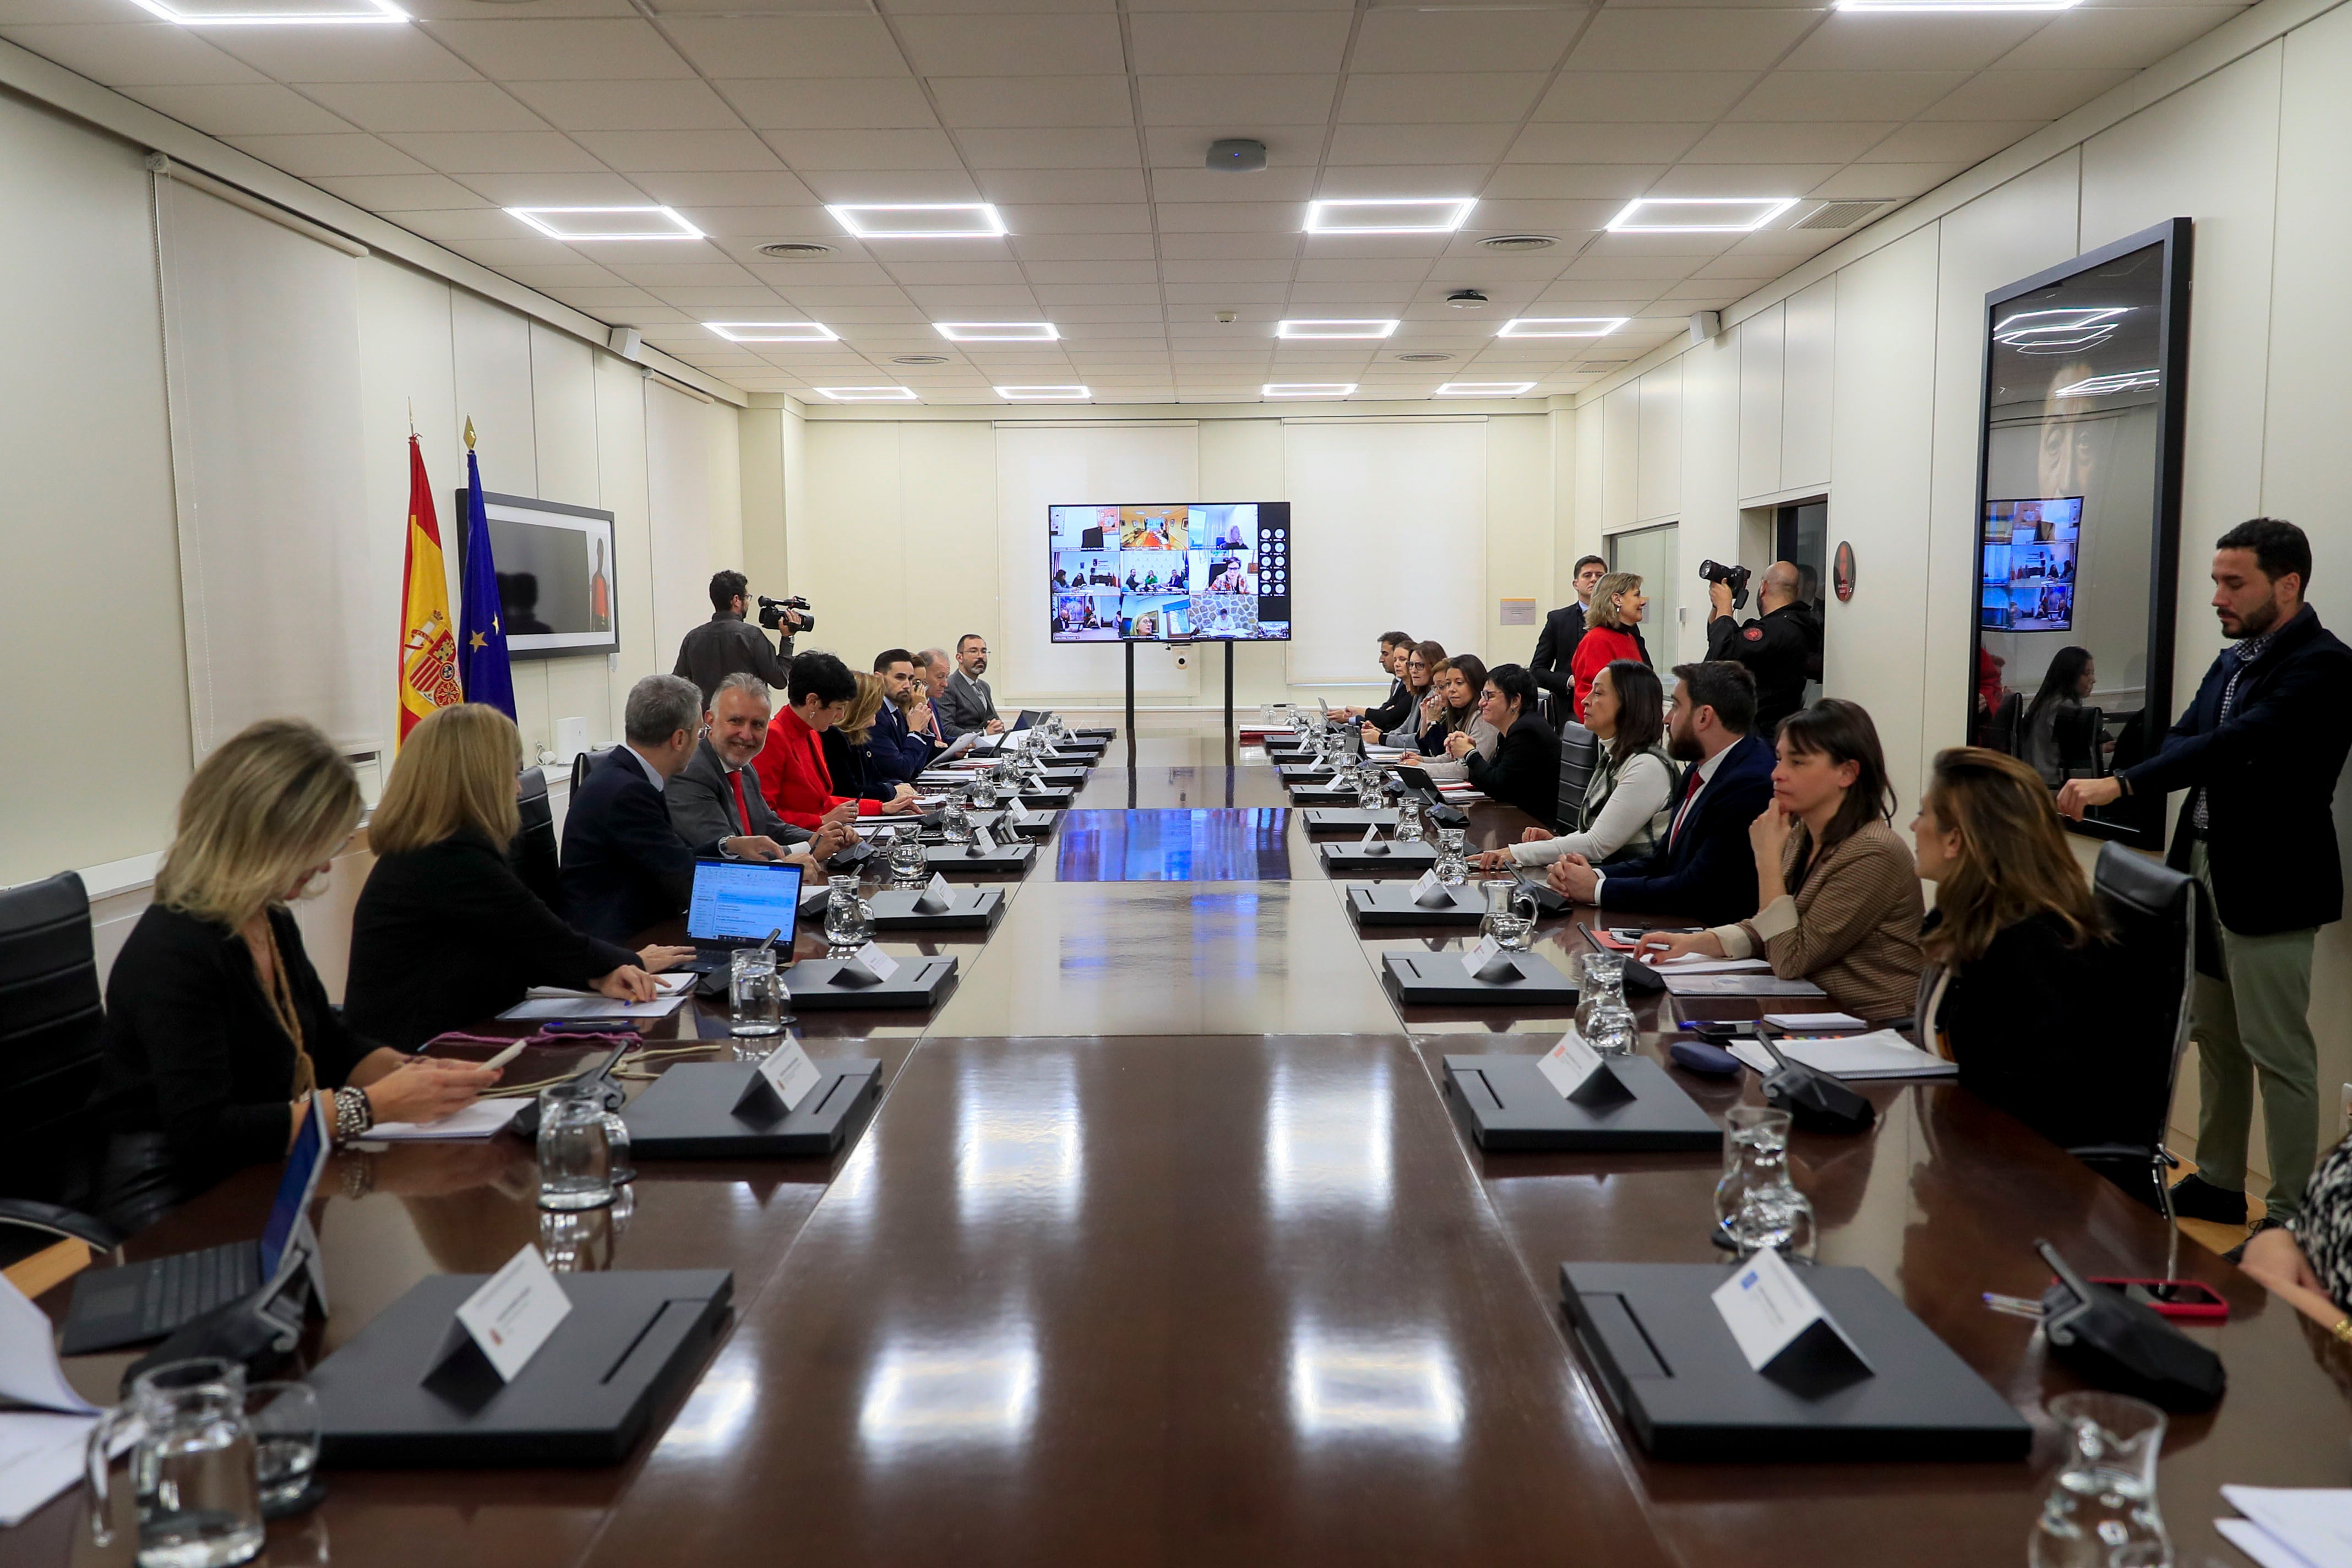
xmin=423 ymin=1244 xmax=571 ymax=1412
xmin=913 ymin=872 xmax=955 ymax=914
xmin=1535 ymin=1030 xmax=1637 ymax=1109
xmin=1412 ymin=869 xmax=1454 ymax=910
xmin=1462 ymin=935 xmax=1522 ymax=984
xmin=733 ymin=1041 xmax=822 ymax=1120
xmin=1711 ymin=1247 xmax=1877 ymax=1400
xmin=1358 ymin=824 xmax=1389 ymax=857
xmin=829 ymin=943 xmax=900 ymax=989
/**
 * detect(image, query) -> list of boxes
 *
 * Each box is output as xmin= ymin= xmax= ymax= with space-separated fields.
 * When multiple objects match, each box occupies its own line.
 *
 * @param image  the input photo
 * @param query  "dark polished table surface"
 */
xmin=28 ymin=717 xmax=2351 ymax=1568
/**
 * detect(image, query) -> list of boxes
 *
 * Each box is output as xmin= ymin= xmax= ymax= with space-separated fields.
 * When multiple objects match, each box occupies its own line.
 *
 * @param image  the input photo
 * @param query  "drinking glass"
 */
xmin=729 ymin=947 xmax=786 ymax=1039
xmin=536 ymin=1079 xmax=614 ymax=1212
xmin=1394 ymin=797 xmax=1426 ymax=844
xmin=1575 ymin=951 xmax=1627 ymax=1033
xmin=2030 ymin=1393 xmax=2170 ymax=1568
xmin=939 ymin=798 xmax=973 ymax=843
xmin=88 ymin=1357 xmax=264 ymax=1567
xmin=822 ymin=875 xmax=875 ymax=951
xmin=1585 ymin=999 xmax=1638 ymax=1057
xmin=1356 ymin=771 xmax=1385 ymax=810
xmin=540 ymin=1205 xmax=618 ymax=1273
xmin=601 ymin=1106 xmax=634 ymax=1185
xmin=889 ymin=830 xmax=928 ymax=887
xmin=1714 ymin=1105 xmax=1815 ymax=1257
xmin=244 ymin=1382 xmax=322 ymax=1520
xmin=1435 ymin=828 xmax=1469 ymax=885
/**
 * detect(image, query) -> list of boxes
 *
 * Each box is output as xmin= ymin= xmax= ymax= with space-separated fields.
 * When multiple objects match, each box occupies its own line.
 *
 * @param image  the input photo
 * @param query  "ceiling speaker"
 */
xmin=1207 ymin=138 xmax=1267 ymax=172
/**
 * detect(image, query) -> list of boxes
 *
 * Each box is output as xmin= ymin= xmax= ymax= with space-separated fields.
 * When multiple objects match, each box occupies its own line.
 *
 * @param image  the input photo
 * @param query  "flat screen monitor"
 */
xmin=1978 ymin=497 xmax=2082 ymax=631
xmin=687 ymin=858 xmax=804 ymax=949
xmin=460 ymin=490 xmax=621 ymax=660
xmin=1048 ymin=503 xmax=1291 ymax=642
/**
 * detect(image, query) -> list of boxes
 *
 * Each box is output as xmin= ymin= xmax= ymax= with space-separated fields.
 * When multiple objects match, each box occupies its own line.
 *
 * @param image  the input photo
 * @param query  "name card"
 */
xmin=1711 ymin=1245 xmax=1875 ymax=1382
xmin=836 ymin=941 xmax=900 ymax=986
xmin=1410 ymin=869 xmax=1453 ymax=908
xmin=1463 ymin=935 xmax=1520 ymax=983
xmin=914 ymin=872 xmax=955 ymax=914
xmin=1536 ymin=1029 xmax=1635 ymax=1107
xmin=970 ymin=825 xmax=998 ymax=856
xmin=454 ymin=1245 xmax=572 ymax=1383
xmin=755 ymin=1039 xmax=823 ymax=1113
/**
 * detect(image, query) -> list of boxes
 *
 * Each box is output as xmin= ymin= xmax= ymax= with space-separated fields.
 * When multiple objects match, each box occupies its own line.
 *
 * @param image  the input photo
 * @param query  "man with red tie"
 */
xmin=665 ymin=672 xmax=855 ymax=862
xmin=755 ymin=651 xmax=924 ymax=828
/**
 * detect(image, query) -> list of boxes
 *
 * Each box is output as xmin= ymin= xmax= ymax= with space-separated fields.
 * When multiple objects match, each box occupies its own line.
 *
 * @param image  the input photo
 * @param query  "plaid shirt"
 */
xmin=2192 ymin=619 xmax=2284 ymax=831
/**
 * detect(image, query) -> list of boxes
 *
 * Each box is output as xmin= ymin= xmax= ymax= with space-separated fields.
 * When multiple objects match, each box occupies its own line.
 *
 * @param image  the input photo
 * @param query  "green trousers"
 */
xmin=2189 ymin=842 xmax=2321 ymax=1222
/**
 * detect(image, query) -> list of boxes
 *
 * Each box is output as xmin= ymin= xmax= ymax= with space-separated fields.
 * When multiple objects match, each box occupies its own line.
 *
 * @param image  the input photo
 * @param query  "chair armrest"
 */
xmin=0 ymin=1199 xmax=123 ymax=1251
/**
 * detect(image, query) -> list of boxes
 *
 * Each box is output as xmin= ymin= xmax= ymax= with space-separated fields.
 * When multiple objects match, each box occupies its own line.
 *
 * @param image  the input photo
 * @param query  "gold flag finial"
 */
xmin=463 ymin=416 xmax=476 ymax=451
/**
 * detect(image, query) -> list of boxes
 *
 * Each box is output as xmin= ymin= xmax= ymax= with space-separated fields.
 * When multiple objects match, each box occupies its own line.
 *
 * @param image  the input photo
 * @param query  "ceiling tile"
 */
xmin=379 ymin=130 xmax=607 ymax=173
xmin=1021 ymin=260 xmax=1162 ymax=284
xmin=422 ymin=19 xmax=692 ymax=80
xmin=1856 ymin=119 xmax=2044 ymax=162
xmin=1149 ymin=166 xmax=1317 ymax=203
xmin=1154 ymin=201 xmax=1304 ymax=232
xmin=1479 ymin=165 xmax=1667 ymax=199
xmin=740 ymin=260 xmax=897 ymax=284
xmin=206 ymin=26 xmax=480 ymax=83
xmin=902 ymin=284 xmax=1044 ymax=306
xmin=1917 ymin=67 xmax=2136 ymax=122
xmin=1157 ymin=232 xmax=1303 ymax=258
xmin=1326 ymin=123 xmax=1517 ymax=164
xmin=451 ymin=169 xmax=646 ymax=203
xmin=886 ymin=0 xmax=1112 ymax=12
xmin=1681 ymin=119 xmax=1897 ymax=161
xmin=1032 ymin=283 xmax=1166 ymax=303
xmin=137 ymin=82 xmax=355 ymax=136
xmin=718 ymin=78 xmax=938 ymax=130
xmin=498 ymin=262 xmax=628 ymax=287
xmin=1647 ymin=162 xmax=1839 ymax=195
xmin=1779 ymin=13 xmax=2045 ymax=73
xmin=1805 ymin=161 xmax=1963 ymax=197
xmin=300 ymin=81 xmax=545 ymax=134
xmin=1565 ymin=12 xmax=1821 ymax=74
xmin=505 ymin=78 xmax=744 ymax=131
xmin=1315 ymin=163 xmax=1493 ymax=196
xmin=1349 ymin=9 xmax=1586 ymax=73
xmin=1510 ymin=121 xmax=1706 ymax=162
xmin=1991 ymin=7 xmax=2241 ymax=70
xmin=1137 ymin=74 xmax=1336 ymax=126
xmin=1532 ymin=70 xmax=1759 ymax=123
xmin=1128 ymin=10 xmax=1352 ymax=74
xmin=761 ymin=128 xmax=963 ymax=168
xmin=393 ymin=205 xmax=545 ymax=241
xmin=3 ymin=21 xmax=279 ymax=85
xmin=628 ymin=170 xmax=822 ymax=205
xmin=320 ymin=173 xmax=492 ymax=209
xmin=1293 ymin=257 xmax=1434 ymax=282
xmin=794 ymin=168 xmax=982 ymax=199
xmin=880 ymin=260 xmax=1032 ymax=285
xmin=662 ymin=17 xmax=910 ymax=79
xmin=929 ymin=75 xmax=1135 ymax=128
xmin=222 ymin=132 xmax=431 ymax=177
xmin=1338 ymin=73 xmax=1547 ymax=124
xmin=572 ymin=129 xmax=786 ymax=171
xmin=1158 ymin=259 xmax=1296 ymax=282
xmin=956 ymin=128 xmax=1144 ymax=168
xmin=998 ymin=202 xmax=1155 ymax=232
xmin=892 ymin=14 xmax=1126 ymax=75
xmin=1727 ymin=69 xmax=1971 ymax=121
xmin=1145 ymin=124 xmax=1321 ymax=166
xmin=976 ymin=168 xmax=1150 ymax=203
xmin=1010 ymin=232 xmax=1158 ymax=259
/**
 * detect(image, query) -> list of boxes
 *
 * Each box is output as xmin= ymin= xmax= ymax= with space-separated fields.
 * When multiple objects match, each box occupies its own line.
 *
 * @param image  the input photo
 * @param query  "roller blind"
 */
xmin=156 ymin=173 xmax=373 ymax=758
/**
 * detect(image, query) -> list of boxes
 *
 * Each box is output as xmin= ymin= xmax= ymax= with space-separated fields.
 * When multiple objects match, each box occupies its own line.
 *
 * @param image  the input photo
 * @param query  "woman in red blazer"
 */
xmin=1569 ymin=571 xmax=1647 ymax=723
xmin=753 ymin=652 xmax=919 ymax=829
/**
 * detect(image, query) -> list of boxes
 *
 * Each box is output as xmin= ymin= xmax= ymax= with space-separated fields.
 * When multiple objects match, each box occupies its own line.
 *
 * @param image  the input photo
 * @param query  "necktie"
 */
xmin=730 ymin=768 xmax=754 ymax=836
xmin=1669 ymin=764 xmax=1705 ymax=848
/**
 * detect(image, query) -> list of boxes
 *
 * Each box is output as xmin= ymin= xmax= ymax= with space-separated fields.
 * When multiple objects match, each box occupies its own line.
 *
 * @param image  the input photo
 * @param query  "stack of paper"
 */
xmin=499 ymin=972 xmax=693 ymax=1022
xmin=1660 ymin=973 xmax=1828 ymax=999
xmin=368 ymin=1097 xmax=529 ymax=1142
xmin=1729 ymin=1030 xmax=1955 ymax=1080
xmin=1649 ymin=955 xmax=1771 ymax=975
xmin=0 ymin=1275 xmax=101 ymax=1528
xmin=2219 ymin=1486 xmax=2352 ymax=1568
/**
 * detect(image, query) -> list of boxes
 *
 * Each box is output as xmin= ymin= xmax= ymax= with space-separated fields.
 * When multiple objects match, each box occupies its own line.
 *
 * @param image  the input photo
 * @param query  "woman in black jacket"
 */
xmin=93 ymin=720 xmax=499 ymax=1232
xmin=818 ymin=672 xmax=909 ymax=809
xmin=346 ymin=705 xmax=687 ymax=1051
xmin=1453 ymin=663 xmax=1560 ymax=826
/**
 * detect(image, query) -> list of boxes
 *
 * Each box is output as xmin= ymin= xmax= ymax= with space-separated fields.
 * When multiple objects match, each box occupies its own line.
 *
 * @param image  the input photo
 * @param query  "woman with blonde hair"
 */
xmin=1568 ymin=572 xmax=1646 ymax=722
xmin=347 ymin=704 xmax=686 ymax=1050
xmin=821 ymin=671 xmax=918 ymax=810
xmin=93 ymin=718 xmax=500 ymax=1232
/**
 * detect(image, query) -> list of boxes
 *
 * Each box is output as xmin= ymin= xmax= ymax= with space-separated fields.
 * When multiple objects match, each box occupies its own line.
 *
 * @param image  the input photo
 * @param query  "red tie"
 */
xmin=1669 ymin=765 xmax=1705 ymax=848
xmin=730 ymin=769 xmax=754 ymax=835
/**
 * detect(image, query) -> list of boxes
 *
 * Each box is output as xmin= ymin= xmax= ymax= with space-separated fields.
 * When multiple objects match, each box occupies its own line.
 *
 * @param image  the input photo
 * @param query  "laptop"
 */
xmin=678 ymin=857 xmax=804 ymax=974
xmin=62 ymin=1098 xmax=332 ymax=1354
xmin=1010 ymin=709 xmax=1042 ymax=732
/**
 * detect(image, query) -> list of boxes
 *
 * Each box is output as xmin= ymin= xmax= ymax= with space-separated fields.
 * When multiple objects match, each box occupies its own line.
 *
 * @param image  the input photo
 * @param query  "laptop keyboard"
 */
xmin=138 ymin=1242 xmax=262 ymax=1337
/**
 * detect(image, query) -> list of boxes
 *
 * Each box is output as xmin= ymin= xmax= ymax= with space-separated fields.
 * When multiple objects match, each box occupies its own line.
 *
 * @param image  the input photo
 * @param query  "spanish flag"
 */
xmin=395 ymin=435 xmax=461 ymax=744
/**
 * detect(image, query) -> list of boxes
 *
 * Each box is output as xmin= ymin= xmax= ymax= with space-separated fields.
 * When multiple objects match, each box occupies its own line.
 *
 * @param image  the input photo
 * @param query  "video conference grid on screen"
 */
xmin=1979 ymin=496 xmax=2082 ymax=633
xmin=1048 ymin=503 xmax=1292 ymax=642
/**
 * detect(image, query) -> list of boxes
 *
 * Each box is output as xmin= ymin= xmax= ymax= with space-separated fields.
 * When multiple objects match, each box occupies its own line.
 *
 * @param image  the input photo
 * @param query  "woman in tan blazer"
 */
xmin=1637 ymin=699 xmax=1924 ymax=1020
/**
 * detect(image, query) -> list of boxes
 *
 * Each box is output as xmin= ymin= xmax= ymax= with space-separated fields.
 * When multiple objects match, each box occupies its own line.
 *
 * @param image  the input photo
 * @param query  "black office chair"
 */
xmin=0 ymin=872 xmax=124 ymax=1250
xmin=2053 ymin=705 xmax=2108 ymax=781
xmin=570 ymin=747 xmax=618 ymax=798
xmin=510 ymin=765 xmax=564 ymax=916
xmin=1983 ymin=691 xmax=2024 ymax=755
xmin=2067 ymin=843 xmax=2198 ymax=1227
xmin=1554 ymin=721 xmax=1596 ymax=834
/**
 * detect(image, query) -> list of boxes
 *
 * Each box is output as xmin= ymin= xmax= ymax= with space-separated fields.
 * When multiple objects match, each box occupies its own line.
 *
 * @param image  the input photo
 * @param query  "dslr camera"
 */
xmin=1698 ymin=559 xmax=1751 ymax=612
xmin=757 ymin=594 xmax=815 ymax=633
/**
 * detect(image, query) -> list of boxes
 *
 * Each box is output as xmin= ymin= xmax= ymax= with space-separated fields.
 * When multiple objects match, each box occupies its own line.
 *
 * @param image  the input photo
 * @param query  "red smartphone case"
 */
xmin=2082 ymin=1276 xmax=2230 ymax=1322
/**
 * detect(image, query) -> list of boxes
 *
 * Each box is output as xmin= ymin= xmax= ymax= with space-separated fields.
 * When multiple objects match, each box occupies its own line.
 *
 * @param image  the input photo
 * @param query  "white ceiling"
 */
xmin=4 ymin=0 xmax=2250 ymax=402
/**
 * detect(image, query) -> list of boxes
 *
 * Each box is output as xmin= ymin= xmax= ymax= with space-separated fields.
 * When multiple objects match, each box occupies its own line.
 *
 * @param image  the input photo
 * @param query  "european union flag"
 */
xmin=458 ymin=447 xmax=516 ymax=719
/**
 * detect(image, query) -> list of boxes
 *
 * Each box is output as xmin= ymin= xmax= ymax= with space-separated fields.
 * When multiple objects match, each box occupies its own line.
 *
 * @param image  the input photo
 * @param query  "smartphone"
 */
xmin=2084 ymin=1276 xmax=2230 ymax=1322
xmin=1680 ymin=1020 xmax=1754 ymax=1041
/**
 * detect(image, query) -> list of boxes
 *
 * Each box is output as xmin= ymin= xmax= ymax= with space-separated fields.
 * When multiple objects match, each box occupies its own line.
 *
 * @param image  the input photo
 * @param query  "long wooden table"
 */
xmin=26 ymin=719 xmax=2350 ymax=1568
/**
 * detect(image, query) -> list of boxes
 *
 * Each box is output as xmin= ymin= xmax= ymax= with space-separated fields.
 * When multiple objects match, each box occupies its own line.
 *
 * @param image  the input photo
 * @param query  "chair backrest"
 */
xmin=1555 ymin=721 xmax=1596 ymax=832
xmin=2054 ymin=705 xmax=2106 ymax=777
xmin=1986 ymin=691 xmax=2024 ymax=755
xmin=0 ymin=871 xmax=106 ymax=1203
xmin=2091 ymin=842 xmax=2197 ymax=1160
xmin=570 ymin=746 xmax=619 ymax=798
xmin=510 ymin=765 xmax=565 ymax=916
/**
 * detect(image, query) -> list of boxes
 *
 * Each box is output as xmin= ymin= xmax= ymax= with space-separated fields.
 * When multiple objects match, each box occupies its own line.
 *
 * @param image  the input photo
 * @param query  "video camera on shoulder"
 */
xmin=1698 ymin=559 xmax=1751 ymax=612
xmin=758 ymin=594 xmax=815 ymax=633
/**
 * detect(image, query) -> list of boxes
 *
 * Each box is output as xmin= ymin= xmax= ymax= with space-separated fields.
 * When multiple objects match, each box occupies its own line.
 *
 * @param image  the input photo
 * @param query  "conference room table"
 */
xmin=25 ymin=718 xmax=2350 ymax=1568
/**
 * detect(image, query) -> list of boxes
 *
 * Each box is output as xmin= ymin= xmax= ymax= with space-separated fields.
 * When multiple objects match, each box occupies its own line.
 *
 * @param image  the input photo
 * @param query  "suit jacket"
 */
xmin=941 ymin=670 xmax=999 ymax=734
xmin=2121 ymin=605 xmax=2352 ymax=935
xmin=822 ymin=726 xmax=895 ymax=803
xmin=1596 ymin=731 xmax=1776 ymax=923
xmin=1531 ymin=603 xmax=1650 ymax=699
xmin=754 ymin=707 xmax=883 ymax=829
xmin=1362 ymin=677 xmax=1413 ymax=734
xmin=560 ymin=749 xmax=725 ymax=943
xmin=666 ymin=737 xmax=809 ymax=851
xmin=1706 ymin=602 xmax=1812 ymax=737
xmin=347 ymin=831 xmax=639 ymax=1051
xmin=672 ymin=611 xmax=792 ymax=703
xmin=1463 ymin=712 xmax=1561 ymax=825
xmin=868 ymin=701 xmax=933 ymax=786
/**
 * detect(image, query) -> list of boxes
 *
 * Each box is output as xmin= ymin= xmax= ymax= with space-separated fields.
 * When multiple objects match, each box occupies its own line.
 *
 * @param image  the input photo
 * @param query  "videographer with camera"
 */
xmin=673 ymin=569 xmax=813 ymax=704
xmin=1703 ymin=558 xmax=1814 ymax=738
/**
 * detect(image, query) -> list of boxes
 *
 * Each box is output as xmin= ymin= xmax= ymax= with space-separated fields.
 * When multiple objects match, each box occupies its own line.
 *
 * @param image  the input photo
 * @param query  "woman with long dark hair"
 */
xmin=1364 ymin=640 xmax=1445 ymax=749
xmin=1637 ymin=698 xmax=1923 ymax=1020
xmin=1452 ymin=663 xmax=1559 ymax=824
xmin=2021 ymin=644 xmax=2095 ymax=786
xmin=1413 ymin=654 xmax=1496 ymax=777
xmin=1483 ymin=658 xmax=1672 ymax=868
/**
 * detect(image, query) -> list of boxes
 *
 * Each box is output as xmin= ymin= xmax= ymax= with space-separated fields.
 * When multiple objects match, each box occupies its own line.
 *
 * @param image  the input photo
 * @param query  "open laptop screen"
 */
xmin=259 ymin=1098 xmax=329 ymax=1280
xmin=688 ymin=858 xmax=805 ymax=947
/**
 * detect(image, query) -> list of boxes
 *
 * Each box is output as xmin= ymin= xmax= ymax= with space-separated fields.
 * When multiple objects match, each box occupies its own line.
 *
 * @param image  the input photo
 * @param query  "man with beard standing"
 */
xmin=941 ymin=633 xmax=1004 ymax=736
xmin=2061 ymin=519 xmax=2352 ymax=1248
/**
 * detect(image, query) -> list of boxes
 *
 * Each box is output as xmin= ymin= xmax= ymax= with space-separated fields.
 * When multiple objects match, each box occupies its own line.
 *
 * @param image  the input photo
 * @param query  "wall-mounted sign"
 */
xmin=1833 ymin=541 xmax=1856 ymax=603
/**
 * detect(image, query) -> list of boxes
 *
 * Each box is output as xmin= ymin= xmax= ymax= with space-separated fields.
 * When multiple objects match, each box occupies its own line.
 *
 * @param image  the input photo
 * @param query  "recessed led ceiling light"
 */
xmin=703 ymin=322 xmax=836 ymax=343
xmin=1993 ymin=307 xmax=2130 ymax=352
xmin=507 ymin=206 xmax=703 ymax=242
xmin=1605 ymin=197 xmax=1798 ymax=234
xmin=1277 ymin=319 xmax=1398 ymax=340
xmin=1304 ymin=198 xmax=1477 ymax=235
xmin=1436 ymin=382 xmax=1537 ymax=396
xmin=997 ymin=385 xmax=1091 ymax=400
xmin=1264 ymin=383 xmax=1356 ymax=398
xmin=1498 ymin=317 xmax=1627 ymax=338
xmin=935 ymin=322 xmax=1058 ymax=342
xmin=826 ymin=204 xmax=1008 ymax=239
xmin=2052 ymin=369 xmax=2161 ymax=398
xmin=126 ymin=0 xmax=404 ymax=23
xmin=815 ymin=386 xmax=919 ymax=401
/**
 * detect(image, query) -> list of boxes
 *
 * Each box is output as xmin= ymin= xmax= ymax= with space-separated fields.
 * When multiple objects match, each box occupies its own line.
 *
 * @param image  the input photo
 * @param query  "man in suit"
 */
xmin=1545 ymin=661 xmax=1774 ymax=925
xmin=667 ymin=673 xmax=854 ymax=864
xmin=941 ymin=634 xmax=1004 ymax=736
xmin=867 ymin=647 xmax=936 ymax=787
xmin=2062 ymin=518 xmax=2352 ymax=1236
xmin=1529 ymin=555 xmax=1610 ymax=711
xmin=1339 ymin=632 xmax=1415 ymax=726
xmin=673 ymin=570 xmax=799 ymax=703
xmin=917 ymin=648 xmax=961 ymax=743
xmin=560 ymin=674 xmax=810 ymax=943
xmin=1707 ymin=560 xmax=1812 ymax=738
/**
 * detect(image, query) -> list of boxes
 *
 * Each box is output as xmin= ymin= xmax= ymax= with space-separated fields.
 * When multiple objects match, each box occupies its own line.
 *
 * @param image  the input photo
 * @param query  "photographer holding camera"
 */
xmin=1703 ymin=558 xmax=1814 ymax=738
xmin=674 ymin=570 xmax=812 ymax=703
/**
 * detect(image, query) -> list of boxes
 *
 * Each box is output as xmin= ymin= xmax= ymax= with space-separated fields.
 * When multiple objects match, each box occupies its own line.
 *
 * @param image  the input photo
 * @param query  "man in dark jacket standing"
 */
xmin=2062 ymin=519 xmax=2352 ymax=1236
xmin=673 ymin=570 xmax=799 ymax=702
xmin=1705 ymin=560 xmax=1811 ymax=738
